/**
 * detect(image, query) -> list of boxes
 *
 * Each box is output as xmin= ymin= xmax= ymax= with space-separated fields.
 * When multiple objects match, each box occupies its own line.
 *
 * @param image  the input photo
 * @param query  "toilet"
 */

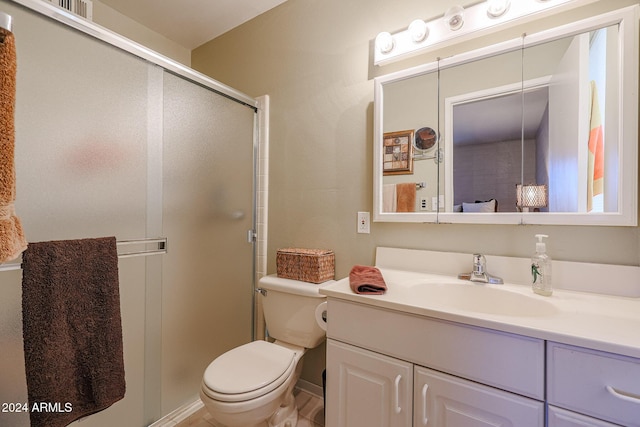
xmin=200 ymin=275 xmax=329 ymax=427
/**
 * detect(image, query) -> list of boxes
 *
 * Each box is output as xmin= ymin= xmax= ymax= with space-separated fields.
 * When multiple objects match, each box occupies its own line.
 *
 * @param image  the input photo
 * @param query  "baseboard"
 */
xmin=147 ymin=399 xmax=205 ymax=427
xmin=296 ymin=378 xmax=324 ymax=399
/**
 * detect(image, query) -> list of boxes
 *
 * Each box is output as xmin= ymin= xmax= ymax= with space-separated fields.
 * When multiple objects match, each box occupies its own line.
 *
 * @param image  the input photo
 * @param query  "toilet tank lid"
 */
xmin=258 ymin=275 xmax=333 ymax=297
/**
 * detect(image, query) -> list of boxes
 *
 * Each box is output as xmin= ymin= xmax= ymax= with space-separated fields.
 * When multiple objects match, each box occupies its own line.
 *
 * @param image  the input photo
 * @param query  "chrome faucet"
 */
xmin=458 ymin=254 xmax=504 ymax=284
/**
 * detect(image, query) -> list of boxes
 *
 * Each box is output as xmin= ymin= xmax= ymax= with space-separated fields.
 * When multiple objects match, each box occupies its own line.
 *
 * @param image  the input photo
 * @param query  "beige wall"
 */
xmin=192 ymin=0 xmax=640 ymax=385
xmin=92 ymin=0 xmax=191 ymax=65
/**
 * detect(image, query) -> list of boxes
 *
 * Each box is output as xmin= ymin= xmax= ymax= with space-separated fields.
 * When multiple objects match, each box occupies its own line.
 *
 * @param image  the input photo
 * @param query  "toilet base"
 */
xmin=268 ymin=390 xmax=298 ymax=427
xmin=204 ymin=389 xmax=298 ymax=427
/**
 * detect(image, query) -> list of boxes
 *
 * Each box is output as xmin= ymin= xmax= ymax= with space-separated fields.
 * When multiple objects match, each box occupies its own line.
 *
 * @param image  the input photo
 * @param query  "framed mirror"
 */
xmin=373 ymin=6 xmax=638 ymax=226
xmin=377 ymin=62 xmax=439 ymax=221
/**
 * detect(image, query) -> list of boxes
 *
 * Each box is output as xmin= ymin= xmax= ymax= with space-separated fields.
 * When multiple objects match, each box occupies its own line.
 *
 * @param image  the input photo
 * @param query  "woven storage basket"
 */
xmin=276 ymin=248 xmax=335 ymax=283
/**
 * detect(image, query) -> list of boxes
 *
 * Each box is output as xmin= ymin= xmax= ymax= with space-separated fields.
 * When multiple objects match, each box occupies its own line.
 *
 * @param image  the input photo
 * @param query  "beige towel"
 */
xmin=0 ymin=28 xmax=27 ymax=263
xmin=396 ymin=183 xmax=416 ymax=212
xmin=382 ymin=184 xmax=397 ymax=212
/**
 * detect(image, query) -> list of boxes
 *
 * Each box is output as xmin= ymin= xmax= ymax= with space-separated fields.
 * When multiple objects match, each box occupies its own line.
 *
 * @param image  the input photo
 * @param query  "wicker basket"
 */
xmin=276 ymin=248 xmax=335 ymax=283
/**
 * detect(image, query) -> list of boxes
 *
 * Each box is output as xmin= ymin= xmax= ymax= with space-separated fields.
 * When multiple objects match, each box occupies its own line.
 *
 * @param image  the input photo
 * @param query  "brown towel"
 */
xmin=349 ymin=265 xmax=387 ymax=295
xmin=22 ymin=237 xmax=125 ymax=427
xmin=0 ymin=28 xmax=27 ymax=263
xmin=396 ymin=183 xmax=416 ymax=212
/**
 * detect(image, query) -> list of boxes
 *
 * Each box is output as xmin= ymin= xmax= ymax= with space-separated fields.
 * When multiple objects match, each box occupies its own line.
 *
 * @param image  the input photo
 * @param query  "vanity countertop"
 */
xmin=320 ymin=268 xmax=640 ymax=359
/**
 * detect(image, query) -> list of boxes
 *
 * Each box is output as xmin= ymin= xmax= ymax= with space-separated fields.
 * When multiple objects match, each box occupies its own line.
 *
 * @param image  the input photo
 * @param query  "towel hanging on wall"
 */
xmin=396 ymin=182 xmax=416 ymax=212
xmin=22 ymin=237 xmax=126 ymax=427
xmin=587 ymin=80 xmax=604 ymax=212
xmin=0 ymin=25 xmax=27 ymax=263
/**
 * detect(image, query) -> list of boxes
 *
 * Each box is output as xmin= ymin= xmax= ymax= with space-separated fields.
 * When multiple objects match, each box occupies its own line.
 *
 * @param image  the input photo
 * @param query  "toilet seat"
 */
xmin=201 ymin=340 xmax=296 ymax=403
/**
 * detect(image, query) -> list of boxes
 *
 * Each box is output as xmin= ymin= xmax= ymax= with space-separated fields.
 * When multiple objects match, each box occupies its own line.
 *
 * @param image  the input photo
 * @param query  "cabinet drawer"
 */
xmin=548 ymin=342 xmax=640 ymax=427
xmin=548 ymin=406 xmax=620 ymax=427
xmin=414 ymin=366 xmax=543 ymax=427
xmin=327 ymin=299 xmax=544 ymax=399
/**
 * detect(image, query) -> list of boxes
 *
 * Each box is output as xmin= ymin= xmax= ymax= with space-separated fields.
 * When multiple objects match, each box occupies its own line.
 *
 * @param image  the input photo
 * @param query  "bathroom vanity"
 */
xmin=321 ymin=248 xmax=640 ymax=427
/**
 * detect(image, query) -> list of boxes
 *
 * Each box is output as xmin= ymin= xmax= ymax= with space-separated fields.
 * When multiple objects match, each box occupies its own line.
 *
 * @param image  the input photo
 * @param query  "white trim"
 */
xmin=296 ymin=378 xmax=324 ymax=399
xmin=147 ymin=399 xmax=205 ymax=427
xmin=254 ymin=95 xmax=270 ymax=340
xmin=10 ymin=0 xmax=257 ymax=108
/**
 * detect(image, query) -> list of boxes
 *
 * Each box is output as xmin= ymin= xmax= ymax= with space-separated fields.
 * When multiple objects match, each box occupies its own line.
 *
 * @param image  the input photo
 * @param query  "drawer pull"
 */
xmin=606 ymin=385 xmax=640 ymax=404
xmin=393 ymin=374 xmax=402 ymax=414
xmin=421 ymin=384 xmax=429 ymax=426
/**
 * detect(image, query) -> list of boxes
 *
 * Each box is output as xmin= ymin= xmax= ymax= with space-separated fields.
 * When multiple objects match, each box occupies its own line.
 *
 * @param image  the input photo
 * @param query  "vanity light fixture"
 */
xmin=487 ymin=0 xmax=511 ymax=18
xmin=408 ymin=19 xmax=429 ymax=42
xmin=373 ymin=0 xmax=597 ymax=66
xmin=444 ymin=5 xmax=465 ymax=31
xmin=375 ymin=31 xmax=395 ymax=54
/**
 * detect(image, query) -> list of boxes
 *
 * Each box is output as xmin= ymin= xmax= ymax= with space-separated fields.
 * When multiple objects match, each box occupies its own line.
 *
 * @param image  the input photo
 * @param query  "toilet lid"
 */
xmin=203 ymin=340 xmax=295 ymax=399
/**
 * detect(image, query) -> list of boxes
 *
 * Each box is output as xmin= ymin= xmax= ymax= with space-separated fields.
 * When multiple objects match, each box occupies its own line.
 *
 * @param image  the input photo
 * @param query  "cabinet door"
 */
xmin=414 ymin=366 xmax=544 ymax=427
xmin=548 ymin=406 xmax=621 ymax=427
xmin=326 ymin=339 xmax=412 ymax=427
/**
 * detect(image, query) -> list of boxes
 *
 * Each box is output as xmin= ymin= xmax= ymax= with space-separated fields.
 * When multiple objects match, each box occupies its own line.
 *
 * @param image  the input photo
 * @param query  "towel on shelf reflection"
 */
xmin=382 ymin=184 xmax=397 ymax=212
xmin=349 ymin=265 xmax=387 ymax=295
xmin=21 ymin=237 xmax=125 ymax=427
xmin=0 ymin=27 xmax=27 ymax=263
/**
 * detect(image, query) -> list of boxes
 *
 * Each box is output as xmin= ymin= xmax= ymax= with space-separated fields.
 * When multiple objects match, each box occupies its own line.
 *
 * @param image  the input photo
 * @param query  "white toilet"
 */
xmin=200 ymin=275 xmax=329 ymax=427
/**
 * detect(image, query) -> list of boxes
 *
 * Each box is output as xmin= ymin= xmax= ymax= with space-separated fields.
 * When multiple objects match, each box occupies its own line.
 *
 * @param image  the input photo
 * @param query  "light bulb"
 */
xmin=375 ymin=31 xmax=394 ymax=54
xmin=487 ymin=0 xmax=510 ymax=18
xmin=444 ymin=5 xmax=465 ymax=31
xmin=408 ymin=19 xmax=428 ymax=43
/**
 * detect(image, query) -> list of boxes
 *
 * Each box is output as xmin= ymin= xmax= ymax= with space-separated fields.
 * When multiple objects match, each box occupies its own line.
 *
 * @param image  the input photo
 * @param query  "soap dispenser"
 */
xmin=531 ymin=234 xmax=552 ymax=296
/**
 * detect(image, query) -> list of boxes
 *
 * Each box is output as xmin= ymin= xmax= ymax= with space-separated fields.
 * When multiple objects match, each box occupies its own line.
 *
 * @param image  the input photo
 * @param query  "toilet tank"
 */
xmin=258 ymin=275 xmax=330 ymax=348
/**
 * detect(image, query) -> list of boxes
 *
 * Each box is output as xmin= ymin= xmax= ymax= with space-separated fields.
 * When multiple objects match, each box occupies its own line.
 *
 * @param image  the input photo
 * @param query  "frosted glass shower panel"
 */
xmin=161 ymin=72 xmax=255 ymax=412
xmin=0 ymin=1 xmax=152 ymax=426
xmin=13 ymin=6 xmax=148 ymax=240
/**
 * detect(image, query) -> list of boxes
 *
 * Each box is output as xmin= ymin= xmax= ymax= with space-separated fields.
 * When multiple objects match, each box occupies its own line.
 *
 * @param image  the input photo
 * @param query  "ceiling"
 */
xmin=98 ymin=0 xmax=288 ymax=50
xmin=453 ymin=87 xmax=549 ymax=146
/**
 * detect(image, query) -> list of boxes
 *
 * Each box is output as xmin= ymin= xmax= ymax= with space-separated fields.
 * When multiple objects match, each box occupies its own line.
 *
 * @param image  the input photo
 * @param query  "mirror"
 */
xmin=440 ymin=47 xmax=524 ymax=215
xmin=373 ymin=6 xmax=638 ymax=225
xmin=379 ymin=65 xmax=439 ymax=216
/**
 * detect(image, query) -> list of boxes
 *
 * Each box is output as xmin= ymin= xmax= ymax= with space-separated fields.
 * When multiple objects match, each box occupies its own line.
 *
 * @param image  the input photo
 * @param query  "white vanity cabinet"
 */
xmin=414 ymin=367 xmax=543 ymax=427
xmin=326 ymin=340 xmax=543 ymax=427
xmin=547 ymin=342 xmax=640 ymax=427
xmin=325 ymin=299 xmax=546 ymax=427
xmin=327 ymin=340 xmax=413 ymax=427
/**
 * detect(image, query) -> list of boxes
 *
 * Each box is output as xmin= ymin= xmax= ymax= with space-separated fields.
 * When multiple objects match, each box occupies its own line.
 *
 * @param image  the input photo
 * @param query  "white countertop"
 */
xmin=320 ymin=268 xmax=640 ymax=359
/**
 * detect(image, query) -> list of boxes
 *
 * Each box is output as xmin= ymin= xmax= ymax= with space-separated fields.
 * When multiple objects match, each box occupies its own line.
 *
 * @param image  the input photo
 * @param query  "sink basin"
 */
xmin=406 ymin=282 xmax=559 ymax=317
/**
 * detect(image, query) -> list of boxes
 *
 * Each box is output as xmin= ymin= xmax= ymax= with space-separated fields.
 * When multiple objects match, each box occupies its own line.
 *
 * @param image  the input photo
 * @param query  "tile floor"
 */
xmin=187 ymin=388 xmax=324 ymax=427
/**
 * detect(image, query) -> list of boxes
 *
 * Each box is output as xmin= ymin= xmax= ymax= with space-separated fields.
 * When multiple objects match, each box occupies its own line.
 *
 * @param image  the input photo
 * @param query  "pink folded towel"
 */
xmin=349 ymin=265 xmax=387 ymax=295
